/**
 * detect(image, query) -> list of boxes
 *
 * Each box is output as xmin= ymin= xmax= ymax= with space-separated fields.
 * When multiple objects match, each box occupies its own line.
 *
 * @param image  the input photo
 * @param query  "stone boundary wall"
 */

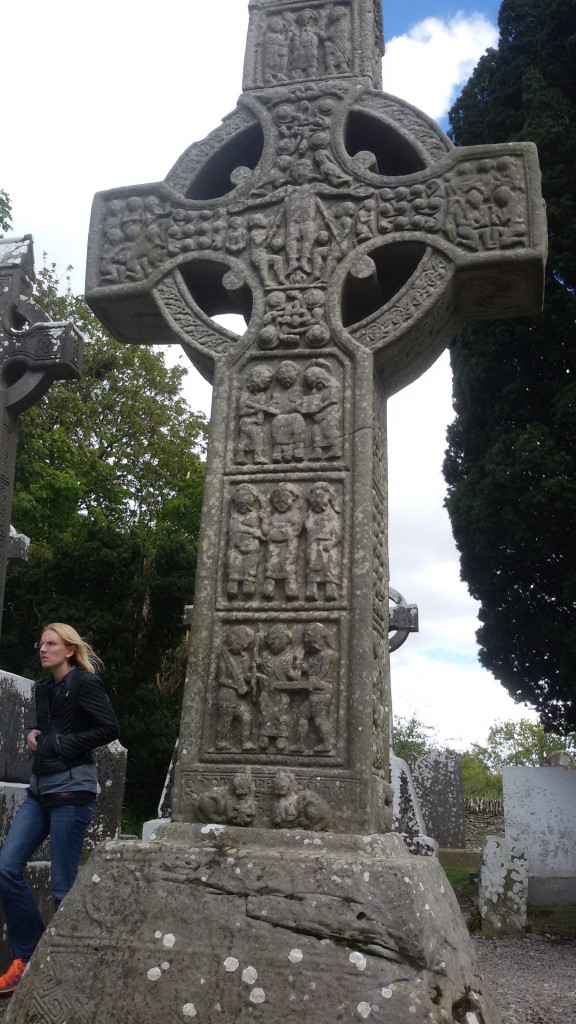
xmin=464 ymin=798 xmax=504 ymax=850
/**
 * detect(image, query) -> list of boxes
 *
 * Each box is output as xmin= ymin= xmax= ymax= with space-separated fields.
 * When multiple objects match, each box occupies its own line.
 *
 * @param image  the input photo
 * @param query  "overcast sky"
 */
xmin=2 ymin=0 xmax=539 ymax=749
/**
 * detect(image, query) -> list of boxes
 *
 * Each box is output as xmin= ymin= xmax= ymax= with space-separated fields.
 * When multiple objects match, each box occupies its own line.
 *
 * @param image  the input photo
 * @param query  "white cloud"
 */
xmin=391 ymin=648 xmax=537 ymax=750
xmin=382 ymin=14 xmax=498 ymax=120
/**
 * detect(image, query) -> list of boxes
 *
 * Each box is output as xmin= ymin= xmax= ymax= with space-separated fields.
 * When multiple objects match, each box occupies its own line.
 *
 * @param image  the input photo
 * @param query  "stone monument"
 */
xmin=6 ymin=3 xmax=546 ymax=1022
xmin=0 ymin=235 xmax=84 ymax=629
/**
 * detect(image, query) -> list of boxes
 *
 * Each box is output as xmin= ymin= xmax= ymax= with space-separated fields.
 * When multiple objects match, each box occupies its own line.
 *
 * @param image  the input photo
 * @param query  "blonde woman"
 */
xmin=0 ymin=623 xmax=119 ymax=995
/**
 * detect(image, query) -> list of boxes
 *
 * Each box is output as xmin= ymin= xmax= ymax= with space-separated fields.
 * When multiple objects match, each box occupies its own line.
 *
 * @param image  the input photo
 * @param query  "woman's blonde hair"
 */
xmin=42 ymin=623 xmax=104 ymax=673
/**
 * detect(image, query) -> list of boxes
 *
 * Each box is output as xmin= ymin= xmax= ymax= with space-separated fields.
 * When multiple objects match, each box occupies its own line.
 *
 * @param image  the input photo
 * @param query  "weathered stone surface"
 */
xmin=0 ymin=236 xmax=83 ymax=630
xmin=0 ymin=671 xmax=34 ymax=782
xmin=478 ymin=836 xmax=528 ymax=937
xmin=5 ymin=826 xmax=502 ymax=1024
xmin=503 ymin=765 xmax=576 ymax=904
xmin=544 ymin=749 xmax=576 ymax=769
xmin=0 ymin=783 xmax=28 ymax=847
xmin=390 ymin=752 xmax=437 ymax=855
xmin=412 ymin=749 xmax=466 ymax=849
xmin=85 ymin=0 xmax=546 ymax=837
xmin=7 ymin=525 xmax=30 ymax=563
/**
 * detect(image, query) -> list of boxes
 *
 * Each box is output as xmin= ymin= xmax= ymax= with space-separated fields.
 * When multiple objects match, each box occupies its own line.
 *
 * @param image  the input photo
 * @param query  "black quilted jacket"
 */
xmin=31 ymin=668 xmax=119 ymax=776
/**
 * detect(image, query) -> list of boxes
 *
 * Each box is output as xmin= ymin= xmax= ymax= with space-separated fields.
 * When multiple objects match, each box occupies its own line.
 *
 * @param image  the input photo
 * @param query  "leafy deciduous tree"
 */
xmin=1 ymin=263 xmax=208 ymax=815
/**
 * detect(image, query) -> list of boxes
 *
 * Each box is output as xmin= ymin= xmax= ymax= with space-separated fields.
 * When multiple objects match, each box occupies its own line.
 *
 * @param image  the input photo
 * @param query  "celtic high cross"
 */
xmin=0 ymin=236 xmax=83 ymax=633
xmin=86 ymin=0 xmax=546 ymax=833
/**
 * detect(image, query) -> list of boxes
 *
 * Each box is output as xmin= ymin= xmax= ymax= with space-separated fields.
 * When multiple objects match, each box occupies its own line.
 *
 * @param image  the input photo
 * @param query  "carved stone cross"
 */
xmin=86 ymin=0 xmax=546 ymax=833
xmin=0 ymin=236 xmax=84 ymax=630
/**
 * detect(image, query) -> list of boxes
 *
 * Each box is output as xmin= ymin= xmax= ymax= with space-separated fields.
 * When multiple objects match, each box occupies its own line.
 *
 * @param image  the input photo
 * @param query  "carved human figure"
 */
xmin=321 ymin=201 xmax=356 ymax=278
xmin=262 ymin=15 xmax=289 ymax=84
xmin=282 ymin=160 xmax=323 ymax=278
xmin=271 ymin=770 xmax=333 ymax=830
xmin=215 ymin=626 xmax=256 ymax=751
xmin=256 ymin=625 xmax=301 ymax=752
xmin=262 ymin=483 xmax=303 ymax=600
xmin=236 ymin=364 xmax=274 ymax=465
xmin=292 ymin=623 xmax=336 ymax=754
xmin=225 ymin=216 xmax=249 ymax=255
xmin=227 ymin=484 xmax=266 ymax=597
xmin=248 ymin=214 xmax=286 ymax=288
xmin=323 ymin=6 xmax=351 ymax=74
xmin=194 ymin=771 xmax=256 ymax=826
xmin=289 ymin=9 xmax=321 ymax=80
xmin=302 ymin=359 xmax=343 ymax=459
xmin=304 ymin=481 xmax=341 ymax=601
xmin=270 ymin=360 xmax=306 ymax=462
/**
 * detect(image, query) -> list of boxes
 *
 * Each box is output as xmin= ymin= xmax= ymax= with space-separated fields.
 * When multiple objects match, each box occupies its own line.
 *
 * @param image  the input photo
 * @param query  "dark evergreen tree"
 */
xmin=444 ymin=0 xmax=576 ymax=732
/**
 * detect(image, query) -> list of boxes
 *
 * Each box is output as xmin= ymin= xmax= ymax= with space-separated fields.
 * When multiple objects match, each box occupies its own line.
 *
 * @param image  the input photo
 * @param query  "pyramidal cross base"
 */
xmin=6 ymin=825 xmax=503 ymax=1024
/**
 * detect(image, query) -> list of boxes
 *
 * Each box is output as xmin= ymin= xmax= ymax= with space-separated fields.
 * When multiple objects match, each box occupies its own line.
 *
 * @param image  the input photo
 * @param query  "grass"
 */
xmin=444 ymin=867 xmax=475 ymax=889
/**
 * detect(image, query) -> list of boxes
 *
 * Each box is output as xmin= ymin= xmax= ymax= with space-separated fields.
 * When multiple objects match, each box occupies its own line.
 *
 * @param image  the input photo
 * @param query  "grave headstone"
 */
xmin=412 ymin=749 xmax=466 ymax=849
xmin=390 ymin=751 xmax=437 ymax=855
xmin=6 ymin=2 xmax=545 ymax=1021
xmin=503 ymin=765 xmax=576 ymax=904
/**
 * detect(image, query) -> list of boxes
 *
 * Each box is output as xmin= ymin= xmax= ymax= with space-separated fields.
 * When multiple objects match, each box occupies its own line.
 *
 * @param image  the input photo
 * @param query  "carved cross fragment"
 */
xmin=86 ymin=0 xmax=546 ymax=833
xmin=0 ymin=236 xmax=84 ymax=632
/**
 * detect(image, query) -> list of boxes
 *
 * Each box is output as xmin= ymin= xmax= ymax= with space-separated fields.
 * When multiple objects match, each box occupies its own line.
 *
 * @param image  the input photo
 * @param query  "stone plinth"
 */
xmin=5 ymin=826 xmax=502 ymax=1024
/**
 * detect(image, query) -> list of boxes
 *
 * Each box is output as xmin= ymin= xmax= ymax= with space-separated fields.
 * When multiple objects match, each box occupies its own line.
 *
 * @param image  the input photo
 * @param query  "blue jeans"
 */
xmin=0 ymin=795 xmax=95 ymax=959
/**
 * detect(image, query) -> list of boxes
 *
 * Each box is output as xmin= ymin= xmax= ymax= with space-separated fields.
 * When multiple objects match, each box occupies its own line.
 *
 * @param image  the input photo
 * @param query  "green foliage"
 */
xmin=393 ymin=713 xmax=439 ymax=767
xmin=13 ymin=262 xmax=208 ymax=538
xmin=481 ymin=718 xmax=573 ymax=772
xmin=1 ymin=262 xmax=208 ymax=816
xmin=0 ymin=189 xmax=12 ymax=236
xmin=461 ymin=749 xmax=502 ymax=799
xmin=444 ymin=0 xmax=576 ymax=732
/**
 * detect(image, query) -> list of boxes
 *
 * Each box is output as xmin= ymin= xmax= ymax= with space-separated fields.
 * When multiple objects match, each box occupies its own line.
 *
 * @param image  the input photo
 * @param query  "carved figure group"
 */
xmin=235 ymin=358 xmax=342 ymax=464
xmin=212 ymin=623 xmax=337 ymax=756
xmin=192 ymin=769 xmax=333 ymax=831
xmin=98 ymin=150 xmax=530 ymax=292
xmin=226 ymin=479 xmax=342 ymax=603
xmin=260 ymin=5 xmax=351 ymax=85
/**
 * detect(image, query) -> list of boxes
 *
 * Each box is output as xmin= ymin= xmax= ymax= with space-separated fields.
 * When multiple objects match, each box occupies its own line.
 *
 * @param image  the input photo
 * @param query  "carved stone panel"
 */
xmin=230 ymin=353 xmax=346 ymax=467
xmin=202 ymin=618 xmax=341 ymax=761
xmin=221 ymin=477 xmax=345 ymax=605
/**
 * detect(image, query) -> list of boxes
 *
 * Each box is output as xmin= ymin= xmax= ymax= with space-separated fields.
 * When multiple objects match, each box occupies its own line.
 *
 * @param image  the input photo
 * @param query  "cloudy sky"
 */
xmin=3 ymin=0 xmax=538 ymax=749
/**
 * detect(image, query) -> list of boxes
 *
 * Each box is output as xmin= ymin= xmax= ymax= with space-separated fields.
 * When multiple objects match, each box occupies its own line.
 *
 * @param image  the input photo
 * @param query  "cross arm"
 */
xmin=0 ymin=236 xmax=84 ymax=414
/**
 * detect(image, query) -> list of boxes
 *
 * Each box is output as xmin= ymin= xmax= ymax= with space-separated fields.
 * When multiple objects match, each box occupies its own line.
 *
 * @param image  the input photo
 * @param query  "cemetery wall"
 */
xmin=464 ymin=799 xmax=504 ymax=850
